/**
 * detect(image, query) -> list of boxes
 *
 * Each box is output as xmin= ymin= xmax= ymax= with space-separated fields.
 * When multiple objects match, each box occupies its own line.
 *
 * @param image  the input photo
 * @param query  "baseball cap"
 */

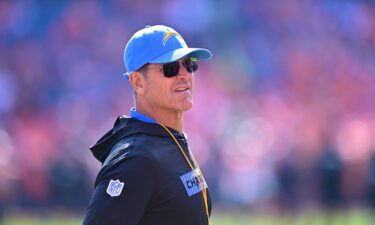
xmin=123 ymin=25 xmax=212 ymax=79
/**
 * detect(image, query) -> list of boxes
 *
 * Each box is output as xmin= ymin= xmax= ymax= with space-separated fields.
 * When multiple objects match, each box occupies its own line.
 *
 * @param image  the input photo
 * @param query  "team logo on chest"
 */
xmin=106 ymin=179 xmax=124 ymax=197
xmin=180 ymin=169 xmax=207 ymax=197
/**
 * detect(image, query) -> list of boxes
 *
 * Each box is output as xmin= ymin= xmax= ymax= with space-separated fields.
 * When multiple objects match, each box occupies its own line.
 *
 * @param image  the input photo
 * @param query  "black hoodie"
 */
xmin=83 ymin=116 xmax=211 ymax=225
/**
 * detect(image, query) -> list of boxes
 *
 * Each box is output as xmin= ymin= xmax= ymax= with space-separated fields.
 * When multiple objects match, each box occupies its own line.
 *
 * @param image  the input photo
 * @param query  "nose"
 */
xmin=176 ymin=61 xmax=192 ymax=80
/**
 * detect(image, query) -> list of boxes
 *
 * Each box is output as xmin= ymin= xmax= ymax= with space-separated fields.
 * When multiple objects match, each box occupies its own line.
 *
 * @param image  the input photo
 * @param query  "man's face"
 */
xmin=142 ymin=58 xmax=195 ymax=113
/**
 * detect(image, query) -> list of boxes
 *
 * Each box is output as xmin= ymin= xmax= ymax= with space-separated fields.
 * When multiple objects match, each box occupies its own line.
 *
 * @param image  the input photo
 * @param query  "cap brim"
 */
xmin=149 ymin=48 xmax=212 ymax=64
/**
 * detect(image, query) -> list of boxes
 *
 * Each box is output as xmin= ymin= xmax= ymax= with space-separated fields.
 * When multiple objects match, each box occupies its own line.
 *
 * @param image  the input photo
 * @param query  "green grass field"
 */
xmin=2 ymin=209 xmax=374 ymax=225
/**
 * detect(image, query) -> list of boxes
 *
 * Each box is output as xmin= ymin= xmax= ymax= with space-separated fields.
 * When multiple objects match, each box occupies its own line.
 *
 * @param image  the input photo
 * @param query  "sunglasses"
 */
xmin=162 ymin=58 xmax=198 ymax=78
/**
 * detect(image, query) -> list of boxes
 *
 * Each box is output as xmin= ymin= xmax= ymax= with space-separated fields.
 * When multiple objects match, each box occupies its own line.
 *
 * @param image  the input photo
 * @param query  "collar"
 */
xmin=130 ymin=107 xmax=157 ymax=124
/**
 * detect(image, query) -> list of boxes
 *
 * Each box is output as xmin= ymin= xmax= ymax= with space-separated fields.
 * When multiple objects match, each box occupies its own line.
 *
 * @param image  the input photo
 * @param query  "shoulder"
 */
xmin=94 ymin=134 xmax=160 ymax=186
xmin=102 ymin=136 xmax=136 ymax=168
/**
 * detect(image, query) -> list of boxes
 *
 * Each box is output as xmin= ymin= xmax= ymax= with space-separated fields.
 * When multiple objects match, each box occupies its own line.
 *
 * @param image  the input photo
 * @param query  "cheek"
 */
xmin=145 ymin=82 xmax=170 ymax=102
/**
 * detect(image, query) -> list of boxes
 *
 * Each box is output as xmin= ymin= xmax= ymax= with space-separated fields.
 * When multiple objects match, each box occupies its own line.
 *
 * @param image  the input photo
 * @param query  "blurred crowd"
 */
xmin=1 ymin=0 xmax=375 ymax=219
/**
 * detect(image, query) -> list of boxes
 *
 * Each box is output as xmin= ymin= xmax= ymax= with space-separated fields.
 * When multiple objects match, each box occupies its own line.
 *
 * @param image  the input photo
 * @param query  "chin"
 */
xmin=183 ymin=105 xmax=193 ymax=111
xmin=180 ymin=102 xmax=193 ymax=111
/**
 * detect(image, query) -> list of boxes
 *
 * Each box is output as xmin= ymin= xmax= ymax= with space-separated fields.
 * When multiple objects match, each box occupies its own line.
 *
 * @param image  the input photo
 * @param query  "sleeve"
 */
xmin=83 ymin=153 xmax=157 ymax=225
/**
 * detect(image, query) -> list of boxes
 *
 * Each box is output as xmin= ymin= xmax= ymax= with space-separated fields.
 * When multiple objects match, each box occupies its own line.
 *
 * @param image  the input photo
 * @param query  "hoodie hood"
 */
xmin=90 ymin=116 xmax=185 ymax=163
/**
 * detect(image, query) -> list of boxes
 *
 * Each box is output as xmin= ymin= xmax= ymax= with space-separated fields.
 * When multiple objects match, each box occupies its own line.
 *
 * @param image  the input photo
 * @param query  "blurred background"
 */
xmin=1 ymin=0 xmax=375 ymax=224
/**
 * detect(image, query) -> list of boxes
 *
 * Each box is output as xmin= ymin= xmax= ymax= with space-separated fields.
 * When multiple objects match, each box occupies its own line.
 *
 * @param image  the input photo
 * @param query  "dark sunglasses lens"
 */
xmin=185 ymin=60 xmax=198 ymax=73
xmin=163 ymin=62 xmax=180 ymax=77
xmin=162 ymin=59 xmax=198 ymax=78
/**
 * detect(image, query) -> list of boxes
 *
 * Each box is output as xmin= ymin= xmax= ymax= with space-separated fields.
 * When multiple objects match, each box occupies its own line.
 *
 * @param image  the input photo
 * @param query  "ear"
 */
xmin=129 ymin=71 xmax=146 ymax=95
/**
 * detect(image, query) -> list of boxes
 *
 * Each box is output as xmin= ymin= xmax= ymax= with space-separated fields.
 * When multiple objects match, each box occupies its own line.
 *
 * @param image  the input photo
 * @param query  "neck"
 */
xmin=135 ymin=103 xmax=184 ymax=133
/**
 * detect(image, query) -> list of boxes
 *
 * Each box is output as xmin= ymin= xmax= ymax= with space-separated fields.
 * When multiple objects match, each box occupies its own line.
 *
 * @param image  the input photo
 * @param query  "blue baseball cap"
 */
xmin=123 ymin=25 xmax=212 ymax=79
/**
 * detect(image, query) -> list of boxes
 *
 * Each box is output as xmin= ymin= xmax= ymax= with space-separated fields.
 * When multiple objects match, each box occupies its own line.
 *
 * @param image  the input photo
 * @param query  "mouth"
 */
xmin=175 ymin=87 xmax=190 ymax=92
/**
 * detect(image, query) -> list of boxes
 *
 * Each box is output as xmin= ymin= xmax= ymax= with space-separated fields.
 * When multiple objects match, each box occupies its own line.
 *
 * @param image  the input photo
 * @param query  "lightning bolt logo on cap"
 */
xmin=162 ymin=30 xmax=183 ymax=46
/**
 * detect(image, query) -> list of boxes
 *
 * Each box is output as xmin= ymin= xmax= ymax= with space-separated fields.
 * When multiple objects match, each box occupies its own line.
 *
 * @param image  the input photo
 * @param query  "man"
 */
xmin=83 ymin=25 xmax=212 ymax=225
